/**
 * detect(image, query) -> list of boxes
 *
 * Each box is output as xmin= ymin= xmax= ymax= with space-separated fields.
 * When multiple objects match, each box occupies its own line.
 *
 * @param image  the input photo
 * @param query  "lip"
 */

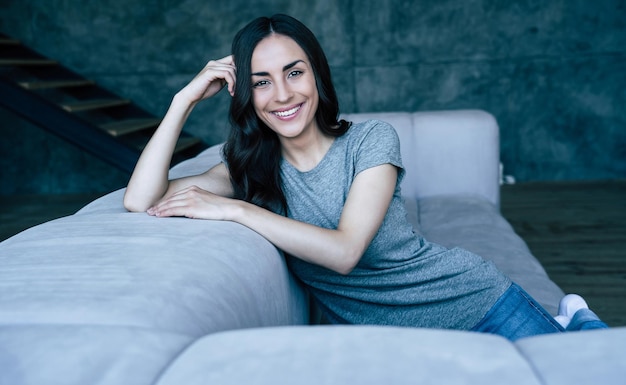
xmin=271 ymin=103 xmax=304 ymax=120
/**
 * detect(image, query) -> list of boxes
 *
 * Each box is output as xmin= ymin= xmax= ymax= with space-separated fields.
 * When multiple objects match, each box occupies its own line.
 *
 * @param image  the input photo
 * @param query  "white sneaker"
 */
xmin=554 ymin=314 xmax=571 ymax=328
xmin=558 ymin=294 xmax=589 ymax=319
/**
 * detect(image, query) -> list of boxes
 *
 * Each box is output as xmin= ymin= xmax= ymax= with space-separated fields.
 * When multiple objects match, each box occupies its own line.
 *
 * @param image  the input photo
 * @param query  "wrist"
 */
xmin=172 ymin=90 xmax=197 ymax=111
xmin=228 ymin=199 xmax=249 ymax=223
xmin=222 ymin=198 xmax=246 ymax=223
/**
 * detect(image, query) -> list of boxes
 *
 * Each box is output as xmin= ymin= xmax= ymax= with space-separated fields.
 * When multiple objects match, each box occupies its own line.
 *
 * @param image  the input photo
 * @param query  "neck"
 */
xmin=280 ymin=129 xmax=334 ymax=172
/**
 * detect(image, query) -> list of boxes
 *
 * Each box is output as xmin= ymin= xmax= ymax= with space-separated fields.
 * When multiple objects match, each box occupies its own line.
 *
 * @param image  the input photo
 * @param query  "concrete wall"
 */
xmin=1 ymin=0 xmax=624 ymax=194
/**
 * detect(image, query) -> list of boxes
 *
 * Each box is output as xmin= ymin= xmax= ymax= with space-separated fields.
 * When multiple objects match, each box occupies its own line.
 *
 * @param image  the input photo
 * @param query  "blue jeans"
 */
xmin=470 ymin=283 xmax=608 ymax=341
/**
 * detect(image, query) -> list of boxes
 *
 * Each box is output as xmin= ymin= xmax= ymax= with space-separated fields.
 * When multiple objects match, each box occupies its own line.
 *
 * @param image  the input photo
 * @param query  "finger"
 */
xmin=204 ymin=57 xmax=235 ymax=74
xmin=154 ymin=206 xmax=185 ymax=218
xmin=147 ymin=191 xmax=187 ymax=215
xmin=221 ymin=75 xmax=236 ymax=96
xmin=216 ymin=55 xmax=235 ymax=67
xmin=156 ymin=198 xmax=212 ymax=220
xmin=220 ymin=68 xmax=236 ymax=96
xmin=212 ymin=56 xmax=236 ymax=95
xmin=201 ymin=65 xmax=236 ymax=96
xmin=151 ymin=199 xmax=190 ymax=218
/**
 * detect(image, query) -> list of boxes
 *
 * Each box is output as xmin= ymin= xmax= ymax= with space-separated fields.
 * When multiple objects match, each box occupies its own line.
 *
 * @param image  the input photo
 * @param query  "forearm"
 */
xmin=225 ymin=165 xmax=396 ymax=274
xmin=145 ymin=166 xmax=394 ymax=274
xmin=232 ymin=201 xmax=364 ymax=275
xmin=124 ymin=93 xmax=195 ymax=212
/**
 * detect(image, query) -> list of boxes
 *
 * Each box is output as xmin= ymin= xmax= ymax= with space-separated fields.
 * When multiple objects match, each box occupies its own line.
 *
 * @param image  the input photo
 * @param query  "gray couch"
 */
xmin=1 ymin=110 xmax=623 ymax=385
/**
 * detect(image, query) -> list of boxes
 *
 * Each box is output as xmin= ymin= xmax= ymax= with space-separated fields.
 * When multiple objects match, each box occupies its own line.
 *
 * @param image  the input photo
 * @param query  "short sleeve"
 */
xmin=353 ymin=120 xmax=405 ymax=184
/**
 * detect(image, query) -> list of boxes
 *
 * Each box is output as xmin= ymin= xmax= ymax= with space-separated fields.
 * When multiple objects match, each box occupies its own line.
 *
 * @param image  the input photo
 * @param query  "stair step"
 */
xmin=0 ymin=38 xmax=20 ymax=45
xmin=138 ymin=137 xmax=201 ymax=153
xmin=61 ymin=98 xmax=130 ymax=112
xmin=18 ymin=79 xmax=95 ymax=90
xmin=175 ymin=137 xmax=201 ymax=153
xmin=100 ymin=118 xmax=161 ymax=136
xmin=1 ymin=34 xmax=205 ymax=172
xmin=0 ymin=59 xmax=57 ymax=66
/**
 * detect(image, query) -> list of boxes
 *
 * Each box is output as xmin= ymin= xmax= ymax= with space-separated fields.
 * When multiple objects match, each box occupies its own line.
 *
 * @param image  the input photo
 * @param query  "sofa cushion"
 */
xmin=418 ymin=195 xmax=563 ymax=315
xmin=515 ymin=327 xmax=626 ymax=385
xmin=344 ymin=110 xmax=501 ymax=206
xmin=155 ymin=325 xmax=543 ymax=385
xmin=0 ymin=325 xmax=192 ymax=385
xmin=410 ymin=110 xmax=500 ymax=206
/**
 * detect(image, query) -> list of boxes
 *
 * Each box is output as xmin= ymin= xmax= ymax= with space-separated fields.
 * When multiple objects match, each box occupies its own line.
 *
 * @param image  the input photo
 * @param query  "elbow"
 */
xmin=335 ymin=264 xmax=356 ymax=276
xmin=123 ymin=192 xmax=149 ymax=213
xmin=333 ymin=247 xmax=363 ymax=275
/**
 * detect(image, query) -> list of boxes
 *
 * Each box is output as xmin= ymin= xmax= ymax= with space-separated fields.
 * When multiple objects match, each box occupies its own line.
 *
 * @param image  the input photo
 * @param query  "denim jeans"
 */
xmin=470 ymin=282 xmax=608 ymax=341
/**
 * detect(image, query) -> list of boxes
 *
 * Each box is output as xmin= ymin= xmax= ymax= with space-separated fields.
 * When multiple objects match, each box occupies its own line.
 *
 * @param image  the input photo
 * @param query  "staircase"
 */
xmin=0 ymin=33 xmax=207 ymax=173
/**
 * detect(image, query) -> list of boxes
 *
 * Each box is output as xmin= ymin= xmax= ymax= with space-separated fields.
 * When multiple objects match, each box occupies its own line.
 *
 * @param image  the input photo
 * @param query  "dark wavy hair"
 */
xmin=223 ymin=14 xmax=350 ymax=214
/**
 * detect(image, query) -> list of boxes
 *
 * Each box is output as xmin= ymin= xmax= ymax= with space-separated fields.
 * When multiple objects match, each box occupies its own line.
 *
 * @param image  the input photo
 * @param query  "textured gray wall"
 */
xmin=1 ymin=0 xmax=624 ymax=194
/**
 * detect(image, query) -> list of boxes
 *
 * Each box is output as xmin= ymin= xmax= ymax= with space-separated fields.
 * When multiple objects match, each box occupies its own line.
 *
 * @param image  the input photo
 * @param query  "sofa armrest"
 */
xmin=409 ymin=110 xmax=500 ymax=207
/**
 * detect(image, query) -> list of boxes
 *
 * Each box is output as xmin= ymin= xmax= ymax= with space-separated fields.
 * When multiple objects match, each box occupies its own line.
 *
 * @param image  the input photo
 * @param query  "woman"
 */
xmin=124 ymin=14 xmax=607 ymax=340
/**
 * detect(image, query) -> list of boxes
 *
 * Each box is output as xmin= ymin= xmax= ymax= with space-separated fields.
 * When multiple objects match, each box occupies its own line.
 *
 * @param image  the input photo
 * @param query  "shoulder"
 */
xmin=341 ymin=119 xmax=404 ymax=174
xmin=344 ymin=119 xmax=401 ymax=150
xmin=347 ymin=119 xmax=398 ymax=137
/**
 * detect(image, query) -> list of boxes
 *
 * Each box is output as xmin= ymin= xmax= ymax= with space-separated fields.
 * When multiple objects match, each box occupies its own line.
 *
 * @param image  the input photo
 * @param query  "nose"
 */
xmin=274 ymin=79 xmax=293 ymax=103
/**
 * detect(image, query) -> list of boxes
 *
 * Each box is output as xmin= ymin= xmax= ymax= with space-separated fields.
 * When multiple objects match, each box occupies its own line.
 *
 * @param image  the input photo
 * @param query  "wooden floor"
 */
xmin=1 ymin=181 xmax=625 ymax=327
xmin=500 ymin=180 xmax=626 ymax=327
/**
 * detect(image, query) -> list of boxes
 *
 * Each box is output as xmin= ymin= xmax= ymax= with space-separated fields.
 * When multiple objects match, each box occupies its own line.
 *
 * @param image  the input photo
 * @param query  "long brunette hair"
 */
xmin=223 ymin=14 xmax=350 ymax=214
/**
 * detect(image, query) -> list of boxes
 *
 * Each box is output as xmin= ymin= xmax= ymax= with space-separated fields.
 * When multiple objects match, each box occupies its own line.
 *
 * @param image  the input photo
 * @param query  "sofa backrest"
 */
xmin=341 ymin=110 xmax=500 ymax=207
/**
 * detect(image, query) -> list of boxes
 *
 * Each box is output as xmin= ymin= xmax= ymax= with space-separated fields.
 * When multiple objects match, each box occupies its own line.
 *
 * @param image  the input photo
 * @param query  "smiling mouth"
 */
xmin=272 ymin=104 xmax=302 ymax=118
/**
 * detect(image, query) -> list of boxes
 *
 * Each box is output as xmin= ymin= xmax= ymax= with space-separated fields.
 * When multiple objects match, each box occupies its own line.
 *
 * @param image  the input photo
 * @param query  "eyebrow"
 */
xmin=251 ymin=60 xmax=304 ymax=77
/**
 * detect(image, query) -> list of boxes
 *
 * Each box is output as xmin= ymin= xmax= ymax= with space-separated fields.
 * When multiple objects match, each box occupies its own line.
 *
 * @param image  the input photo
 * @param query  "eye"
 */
xmin=288 ymin=70 xmax=303 ymax=78
xmin=252 ymin=79 xmax=269 ymax=88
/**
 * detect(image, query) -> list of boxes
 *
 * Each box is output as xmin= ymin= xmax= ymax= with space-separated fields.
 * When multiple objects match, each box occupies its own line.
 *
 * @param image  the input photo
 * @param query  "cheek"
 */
xmin=306 ymin=78 xmax=319 ymax=103
xmin=251 ymin=94 xmax=275 ymax=127
xmin=309 ymin=86 xmax=320 ymax=111
xmin=251 ymin=92 xmax=268 ymax=114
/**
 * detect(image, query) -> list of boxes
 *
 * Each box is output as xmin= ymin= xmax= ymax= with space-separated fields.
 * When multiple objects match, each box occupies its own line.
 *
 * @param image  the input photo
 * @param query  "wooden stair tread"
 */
xmin=18 ymin=79 xmax=95 ymax=90
xmin=61 ymin=98 xmax=130 ymax=112
xmin=100 ymin=118 xmax=161 ymax=136
xmin=175 ymin=137 xmax=201 ymax=153
xmin=0 ymin=33 xmax=204 ymax=171
xmin=138 ymin=137 xmax=201 ymax=153
xmin=0 ymin=59 xmax=57 ymax=66
xmin=0 ymin=38 xmax=20 ymax=45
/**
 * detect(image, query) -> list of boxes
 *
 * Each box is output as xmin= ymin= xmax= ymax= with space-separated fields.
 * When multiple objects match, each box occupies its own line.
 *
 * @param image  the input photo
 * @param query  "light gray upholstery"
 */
xmin=155 ymin=326 xmax=543 ymax=385
xmin=516 ymin=328 xmax=626 ymax=385
xmin=1 ymin=109 xmax=622 ymax=385
xmin=418 ymin=195 xmax=563 ymax=315
xmin=342 ymin=110 xmax=500 ymax=206
xmin=152 ymin=325 xmax=626 ymax=385
xmin=0 ymin=325 xmax=192 ymax=385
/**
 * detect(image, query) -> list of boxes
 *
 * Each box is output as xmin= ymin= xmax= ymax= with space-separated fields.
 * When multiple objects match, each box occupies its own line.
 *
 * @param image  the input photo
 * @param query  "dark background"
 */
xmin=1 ymin=0 xmax=624 ymax=195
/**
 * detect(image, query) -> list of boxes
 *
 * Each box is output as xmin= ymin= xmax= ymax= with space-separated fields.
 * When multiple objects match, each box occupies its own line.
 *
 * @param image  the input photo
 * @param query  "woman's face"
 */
xmin=250 ymin=34 xmax=319 ymax=143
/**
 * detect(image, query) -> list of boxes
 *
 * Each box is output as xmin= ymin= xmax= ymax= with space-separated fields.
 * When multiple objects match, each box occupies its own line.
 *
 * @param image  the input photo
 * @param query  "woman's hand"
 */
xmin=146 ymin=185 xmax=237 ymax=221
xmin=176 ymin=55 xmax=237 ymax=105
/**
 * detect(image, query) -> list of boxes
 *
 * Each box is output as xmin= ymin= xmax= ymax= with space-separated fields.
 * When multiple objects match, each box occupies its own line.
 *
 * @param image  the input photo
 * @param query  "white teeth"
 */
xmin=274 ymin=105 xmax=300 ymax=117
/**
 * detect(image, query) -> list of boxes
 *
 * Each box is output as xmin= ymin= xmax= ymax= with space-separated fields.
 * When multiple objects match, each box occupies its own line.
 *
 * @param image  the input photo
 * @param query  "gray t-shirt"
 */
xmin=281 ymin=119 xmax=511 ymax=330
